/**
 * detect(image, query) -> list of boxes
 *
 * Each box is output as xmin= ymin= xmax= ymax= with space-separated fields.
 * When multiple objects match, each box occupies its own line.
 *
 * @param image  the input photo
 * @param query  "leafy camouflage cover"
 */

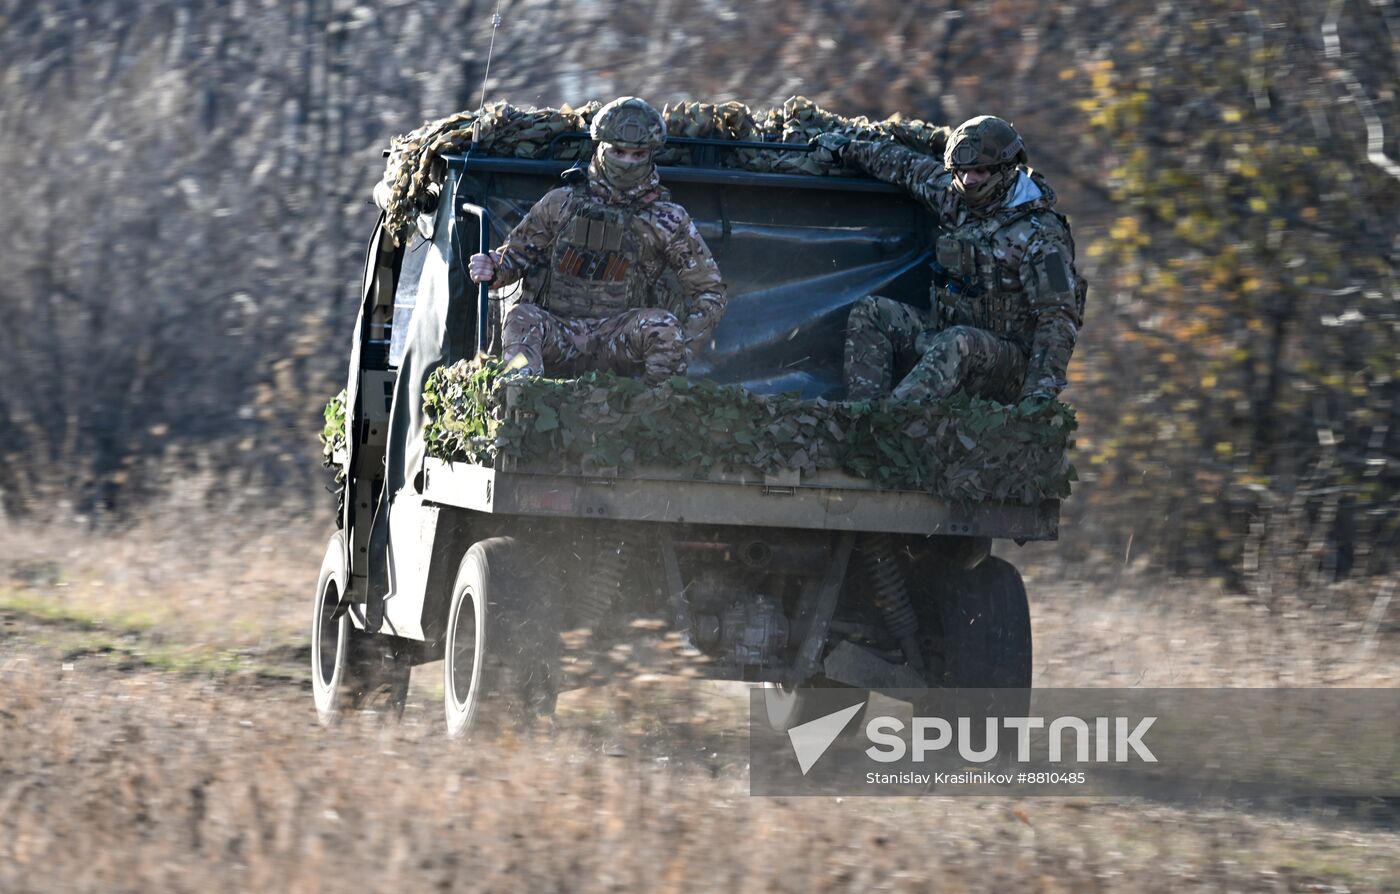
xmin=320 ymin=388 xmax=346 ymax=472
xmin=415 ymin=358 xmax=1075 ymax=506
xmin=374 ymin=96 xmax=951 ymax=246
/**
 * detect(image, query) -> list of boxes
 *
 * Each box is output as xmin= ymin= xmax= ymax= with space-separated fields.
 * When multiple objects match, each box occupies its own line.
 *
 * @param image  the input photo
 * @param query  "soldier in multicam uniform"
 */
xmin=469 ymin=97 xmax=726 ymax=385
xmin=812 ymin=116 xmax=1085 ymax=406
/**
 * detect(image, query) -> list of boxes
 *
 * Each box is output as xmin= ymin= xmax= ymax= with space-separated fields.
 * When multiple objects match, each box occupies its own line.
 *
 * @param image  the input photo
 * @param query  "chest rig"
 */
xmin=541 ymin=188 xmax=645 ymax=318
xmin=930 ymin=207 xmax=1032 ymax=350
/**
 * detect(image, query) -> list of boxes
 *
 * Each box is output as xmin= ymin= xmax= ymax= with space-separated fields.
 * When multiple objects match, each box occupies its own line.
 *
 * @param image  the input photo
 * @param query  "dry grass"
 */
xmin=1 ymin=521 xmax=1398 ymax=892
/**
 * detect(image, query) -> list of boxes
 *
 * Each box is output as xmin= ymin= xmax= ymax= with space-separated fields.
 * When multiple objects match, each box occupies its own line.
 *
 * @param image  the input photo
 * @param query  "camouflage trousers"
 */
xmin=501 ymin=303 xmax=686 ymax=384
xmin=843 ymin=295 xmax=1027 ymax=403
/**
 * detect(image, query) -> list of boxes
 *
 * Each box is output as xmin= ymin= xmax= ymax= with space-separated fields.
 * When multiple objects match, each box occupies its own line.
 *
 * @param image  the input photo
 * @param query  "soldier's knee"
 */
xmin=635 ymin=310 xmax=682 ymax=347
xmin=847 ymin=295 xmax=884 ymax=330
xmin=928 ymin=326 xmax=978 ymax=358
xmin=922 ymin=329 xmax=976 ymax=373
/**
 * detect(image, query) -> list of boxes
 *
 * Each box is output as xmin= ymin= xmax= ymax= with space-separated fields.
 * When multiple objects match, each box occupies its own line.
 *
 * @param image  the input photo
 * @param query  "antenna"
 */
xmin=473 ymin=0 xmax=505 ymax=143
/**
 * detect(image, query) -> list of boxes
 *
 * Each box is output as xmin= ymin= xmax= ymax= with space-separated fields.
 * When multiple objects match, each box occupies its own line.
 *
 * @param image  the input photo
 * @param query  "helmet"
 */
xmin=590 ymin=96 xmax=667 ymax=151
xmin=944 ymin=116 xmax=1027 ymax=208
xmin=943 ymin=115 xmax=1027 ymax=170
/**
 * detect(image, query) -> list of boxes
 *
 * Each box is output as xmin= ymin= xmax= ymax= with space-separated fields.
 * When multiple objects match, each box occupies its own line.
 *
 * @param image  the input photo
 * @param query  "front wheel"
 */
xmin=311 ymin=532 xmax=411 ymax=725
xmin=444 ymin=537 xmax=557 ymax=739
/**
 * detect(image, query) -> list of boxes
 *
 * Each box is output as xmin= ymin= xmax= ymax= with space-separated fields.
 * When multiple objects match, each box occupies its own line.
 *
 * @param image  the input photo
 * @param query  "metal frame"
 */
xmin=419 ymin=457 xmax=1059 ymax=541
xmin=443 ymin=153 xmax=907 ymax=194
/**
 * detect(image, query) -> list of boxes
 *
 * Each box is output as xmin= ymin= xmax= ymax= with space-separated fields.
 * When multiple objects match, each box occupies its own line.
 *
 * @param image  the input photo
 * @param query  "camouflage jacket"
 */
xmin=492 ymin=166 xmax=727 ymax=356
xmin=844 ymin=140 xmax=1085 ymax=398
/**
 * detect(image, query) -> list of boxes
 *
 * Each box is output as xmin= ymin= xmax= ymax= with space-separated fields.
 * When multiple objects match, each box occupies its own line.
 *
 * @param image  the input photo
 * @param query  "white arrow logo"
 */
xmin=787 ymin=702 xmax=866 ymax=775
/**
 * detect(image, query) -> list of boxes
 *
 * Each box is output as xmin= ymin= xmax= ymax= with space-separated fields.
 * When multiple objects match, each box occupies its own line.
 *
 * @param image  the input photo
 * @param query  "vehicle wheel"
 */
xmin=922 ymin=555 xmax=1032 ymax=689
xmin=912 ymin=555 xmax=1031 ymax=763
xmin=444 ymin=537 xmax=558 ymax=739
xmin=312 ymin=532 xmax=411 ymax=725
xmin=763 ymin=680 xmax=869 ymax=733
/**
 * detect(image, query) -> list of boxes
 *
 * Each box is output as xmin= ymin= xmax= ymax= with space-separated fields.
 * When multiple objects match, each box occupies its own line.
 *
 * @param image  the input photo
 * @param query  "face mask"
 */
xmin=952 ymin=164 xmax=1017 ymax=208
xmin=594 ymin=144 xmax=654 ymax=190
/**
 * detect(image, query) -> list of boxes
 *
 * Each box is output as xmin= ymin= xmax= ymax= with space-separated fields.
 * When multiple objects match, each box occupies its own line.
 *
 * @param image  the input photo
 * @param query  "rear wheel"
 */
xmin=444 ymin=537 xmax=558 ymax=739
xmin=914 ymin=555 xmax=1031 ymax=761
xmin=921 ymin=555 xmax=1032 ymax=689
xmin=311 ymin=532 xmax=411 ymax=725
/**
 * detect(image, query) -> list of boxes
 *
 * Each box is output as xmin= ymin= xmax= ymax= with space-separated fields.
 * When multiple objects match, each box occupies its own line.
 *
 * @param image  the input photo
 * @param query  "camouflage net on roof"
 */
xmin=374 ymin=96 xmax=951 ymax=246
xmin=416 ymin=359 xmax=1075 ymax=506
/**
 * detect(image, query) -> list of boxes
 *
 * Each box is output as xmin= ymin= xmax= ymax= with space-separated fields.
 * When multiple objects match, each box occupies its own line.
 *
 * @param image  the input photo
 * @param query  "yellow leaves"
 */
xmin=1159 ymin=352 xmax=1178 ymax=364
xmin=1087 ymin=240 xmax=1108 ymax=259
xmin=1222 ymin=107 xmax=1243 ymax=124
xmin=1215 ymin=441 xmax=1233 ymax=459
xmin=1237 ymin=160 xmax=1259 ymax=179
xmin=1240 ymin=277 xmax=1262 ymax=293
xmin=1059 ymin=68 xmax=1077 ymax=81
xmin=1201 ymin=374 xmax=1218 ymax=389
xmin=1248 ymin=196 xmax=1269 ymax=213
xmin=1109 ymin=215 xmax=1151 ymax=249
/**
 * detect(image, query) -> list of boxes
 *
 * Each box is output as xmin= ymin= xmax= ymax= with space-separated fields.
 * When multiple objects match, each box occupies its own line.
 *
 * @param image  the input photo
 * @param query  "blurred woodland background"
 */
xmin=2 ymin=0 xmax=1398 ymax=589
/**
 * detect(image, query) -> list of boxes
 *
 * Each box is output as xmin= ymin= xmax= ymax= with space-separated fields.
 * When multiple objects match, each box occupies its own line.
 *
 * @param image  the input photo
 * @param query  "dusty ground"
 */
xmin=1 ymin=518 xmax=1397 ymax=892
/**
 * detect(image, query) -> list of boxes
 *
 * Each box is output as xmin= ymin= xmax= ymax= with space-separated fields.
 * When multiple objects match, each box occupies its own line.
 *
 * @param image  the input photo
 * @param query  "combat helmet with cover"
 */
xmin=943 ymin=115 xmax=1027 ymax=208
xmin=590 ymin=96 xmax=667 ymax=151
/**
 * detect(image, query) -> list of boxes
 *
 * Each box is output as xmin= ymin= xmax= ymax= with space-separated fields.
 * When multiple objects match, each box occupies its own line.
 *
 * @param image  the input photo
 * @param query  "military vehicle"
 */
xmin=312 ymin=131 xmax=1059 ymax=737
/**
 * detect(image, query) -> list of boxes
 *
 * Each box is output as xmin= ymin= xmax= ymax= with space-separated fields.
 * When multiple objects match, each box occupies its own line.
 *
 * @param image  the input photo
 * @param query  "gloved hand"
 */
xmin=468 ymin=250 xmax=499 ymax=284
xmin=808 ymin=132 xmax=852 ymax=166
xmin=1015 ymin=389 xmax=1056 ymax=414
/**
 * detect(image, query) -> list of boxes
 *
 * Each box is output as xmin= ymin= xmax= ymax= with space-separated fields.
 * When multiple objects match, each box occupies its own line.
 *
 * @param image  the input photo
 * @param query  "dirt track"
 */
xmin=2 ymin=522 xmax=1398 ymax=891
xmin=3 ymin=587 xmax=1399 ymax=893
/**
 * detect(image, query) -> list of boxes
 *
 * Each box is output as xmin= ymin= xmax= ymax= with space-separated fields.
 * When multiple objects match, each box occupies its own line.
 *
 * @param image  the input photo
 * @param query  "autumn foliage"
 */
xmin=1065 ymin=5 xmax=1400 ymax=582
xmin=1 ymin=0 xmax=1396 ymax=586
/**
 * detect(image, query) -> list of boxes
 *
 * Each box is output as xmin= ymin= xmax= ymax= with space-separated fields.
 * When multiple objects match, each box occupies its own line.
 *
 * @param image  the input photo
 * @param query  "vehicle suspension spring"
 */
xmin=580 ymin=539 xmax=628 ymax=628
xmin=864 ymin=534 xmax=926 ymax=676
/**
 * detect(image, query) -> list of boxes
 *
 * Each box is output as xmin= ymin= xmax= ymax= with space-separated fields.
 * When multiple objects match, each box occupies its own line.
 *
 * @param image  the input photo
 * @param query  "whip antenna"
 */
xmin=473 ymin=0 xmax=505 ymax=142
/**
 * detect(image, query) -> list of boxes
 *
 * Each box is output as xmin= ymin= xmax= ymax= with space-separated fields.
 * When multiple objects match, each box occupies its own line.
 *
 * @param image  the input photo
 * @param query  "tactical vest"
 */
xmin=539 ymin=186 xmax=649 ymax=318
xmin=930 ymin=201 xmax=1081 ymax=354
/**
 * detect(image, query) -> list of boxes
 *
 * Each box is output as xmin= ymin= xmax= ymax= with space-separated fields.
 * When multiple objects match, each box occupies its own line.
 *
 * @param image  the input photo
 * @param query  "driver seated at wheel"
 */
xmin=468 ymin=97 xmax=727 ymax=385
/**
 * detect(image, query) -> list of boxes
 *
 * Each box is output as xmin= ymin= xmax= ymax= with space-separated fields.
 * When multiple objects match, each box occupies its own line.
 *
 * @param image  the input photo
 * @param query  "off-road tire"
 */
xmin=311 ymin=532 xmax=412 ymax=725
xmin=443 ymin=537 xmax=558 ymax=739
xmin=921 ymin=555 xmax=1032 ymax=689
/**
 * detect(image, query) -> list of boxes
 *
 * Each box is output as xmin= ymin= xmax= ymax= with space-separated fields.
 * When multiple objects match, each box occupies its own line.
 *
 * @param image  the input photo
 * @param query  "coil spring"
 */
xmin=580 ymin=539 xmax=628 ymax=627
xmin=865 ymin=534 xmax=917 ymax=640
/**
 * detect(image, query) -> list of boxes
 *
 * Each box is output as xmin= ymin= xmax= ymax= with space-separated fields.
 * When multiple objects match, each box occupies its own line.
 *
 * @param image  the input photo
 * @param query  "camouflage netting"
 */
xmin=374 ymin=96 xmax=951 ymax=246
xmin=320 ymin=388 xmax=347 ymax=476
xmin=416 ymin=359 xmax=1076 ymax=506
